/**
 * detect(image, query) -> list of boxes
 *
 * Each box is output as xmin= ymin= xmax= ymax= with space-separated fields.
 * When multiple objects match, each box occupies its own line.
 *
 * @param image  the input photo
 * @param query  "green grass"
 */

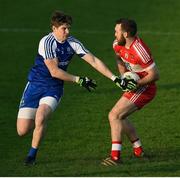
xmin=0 ymin=0 xmax=180 ymax=176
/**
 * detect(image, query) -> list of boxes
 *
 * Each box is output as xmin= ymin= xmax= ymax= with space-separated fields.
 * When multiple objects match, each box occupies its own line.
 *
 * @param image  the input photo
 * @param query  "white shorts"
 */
xmin=17 ymin=96 xmax=59 ymax=119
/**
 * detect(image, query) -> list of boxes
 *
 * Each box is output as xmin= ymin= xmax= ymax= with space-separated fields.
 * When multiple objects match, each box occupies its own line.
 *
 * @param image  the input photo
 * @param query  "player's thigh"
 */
xmin=111 ymin=96 xmax=138 ymax=119
xmin=17 ymin=108 xmax=37 ymax=135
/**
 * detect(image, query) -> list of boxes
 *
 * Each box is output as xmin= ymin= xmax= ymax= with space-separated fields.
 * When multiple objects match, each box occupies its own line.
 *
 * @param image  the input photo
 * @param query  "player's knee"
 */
xmin=108 ymin=110 xmax=125 ymax=122
xmin=118 ymin=112 xmax=127 ymax=120
xmin=108 ymin=111 xmax=118 ymax=122
xmin=17 ymin=127 xmax=28 ymax=136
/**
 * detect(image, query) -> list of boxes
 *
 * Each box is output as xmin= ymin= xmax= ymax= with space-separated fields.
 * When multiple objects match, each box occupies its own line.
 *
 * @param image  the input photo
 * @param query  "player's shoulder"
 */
xmin=40 ymin=33 xmax=55 ymax=44
xmin=131 ymin=36 xmax=152 ymax=63
xmin=132 ymin=37 xmax=150 ymax=53
xmin=67 ymin=36 xmax=89 ymax=54
xmin=67 ymin=35 xmax=85 ymax=48
xmin=67 ymin=35 xmax=82 ymax=44
xmin=38 ymin=33 xmax=56 ymax=54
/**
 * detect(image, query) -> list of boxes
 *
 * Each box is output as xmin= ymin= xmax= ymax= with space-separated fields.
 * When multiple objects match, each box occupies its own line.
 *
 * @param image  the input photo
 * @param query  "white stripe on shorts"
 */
xmin=39 ymin=96 xmax=59 ymax=111
xmin=17 ymin=97 xmax=60 ymax=119
xmin=130 ymin=86 xmax=147 ymax=103
xmin=17 ymin=107 xmax=37 ymax=119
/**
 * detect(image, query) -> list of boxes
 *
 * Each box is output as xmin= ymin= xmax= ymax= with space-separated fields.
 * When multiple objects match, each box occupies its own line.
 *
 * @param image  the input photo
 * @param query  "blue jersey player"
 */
xmin=16 ymin=11 xmax=123 ymax=165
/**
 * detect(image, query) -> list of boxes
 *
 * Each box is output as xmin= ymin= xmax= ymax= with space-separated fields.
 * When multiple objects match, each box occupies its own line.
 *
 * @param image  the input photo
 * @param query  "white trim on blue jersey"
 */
xmin=38 ymin=33 xmax=57 ymax=59
xmin=38 ymin=33 xmax=89 ymax=60
xmin=67 ymin=36 xmax=89 ymax=56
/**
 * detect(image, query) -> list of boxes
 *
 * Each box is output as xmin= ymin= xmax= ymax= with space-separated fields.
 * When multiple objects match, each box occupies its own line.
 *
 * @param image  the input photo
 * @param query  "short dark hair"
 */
xmin=116 ymin=18 xmax=137 ymax=37
xmin=50 ymin=11 xmax=72 ymax=27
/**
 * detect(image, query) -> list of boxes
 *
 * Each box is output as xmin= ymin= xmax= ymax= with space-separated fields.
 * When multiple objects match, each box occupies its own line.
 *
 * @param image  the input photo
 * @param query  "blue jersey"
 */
xmin=28 ymin=33 xmax=89 ymax=86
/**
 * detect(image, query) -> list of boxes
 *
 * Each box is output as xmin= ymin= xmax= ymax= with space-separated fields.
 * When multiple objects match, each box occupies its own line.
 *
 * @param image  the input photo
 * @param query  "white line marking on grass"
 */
xmin=0 ymin=28 xmax=180 ymax=36
xmin=0 ymin=28 xmax=46 ymax=33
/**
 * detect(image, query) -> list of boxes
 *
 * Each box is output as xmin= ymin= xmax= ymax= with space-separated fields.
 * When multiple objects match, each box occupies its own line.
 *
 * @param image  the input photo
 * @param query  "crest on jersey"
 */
xmin=67 ymin=47 xmax=73 ymax=54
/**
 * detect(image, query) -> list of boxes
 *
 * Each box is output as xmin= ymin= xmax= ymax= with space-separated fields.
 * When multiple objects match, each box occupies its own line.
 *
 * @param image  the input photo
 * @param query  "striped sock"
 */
xmin=131 ymin=138 xmax=142 ymax=148
xmin=131 ymin=139 xmax=143 ymax=157
xmin=111 ymin=141 xmax=122 ymax=160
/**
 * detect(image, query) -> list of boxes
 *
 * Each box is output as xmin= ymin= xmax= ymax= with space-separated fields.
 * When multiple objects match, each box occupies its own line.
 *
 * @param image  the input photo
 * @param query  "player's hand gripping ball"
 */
xmin=122 ymin=71 xmax=140 ymax=81
xmin=121 ymin=71 xmax=140 ymax=92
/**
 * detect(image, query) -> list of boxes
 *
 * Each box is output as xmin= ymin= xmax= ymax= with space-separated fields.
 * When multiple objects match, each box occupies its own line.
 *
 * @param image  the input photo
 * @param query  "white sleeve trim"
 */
xmin=67 ymin=37 xmax=89 ymax=56
xmin=38 ymin=35 xmax=57 ymax=59
xmin=143 ymin=62 xmax=156 ymax=71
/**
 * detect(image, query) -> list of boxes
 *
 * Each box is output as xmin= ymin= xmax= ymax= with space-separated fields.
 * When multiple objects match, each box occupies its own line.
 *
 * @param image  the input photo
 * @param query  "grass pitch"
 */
xmin=0 ymin=0 xmax=180 ymax=176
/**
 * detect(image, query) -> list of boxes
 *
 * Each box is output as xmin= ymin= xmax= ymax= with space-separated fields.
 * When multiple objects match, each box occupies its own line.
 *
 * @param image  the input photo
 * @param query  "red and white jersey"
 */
xmin=113 ymin=36 xmax=156 ymax=79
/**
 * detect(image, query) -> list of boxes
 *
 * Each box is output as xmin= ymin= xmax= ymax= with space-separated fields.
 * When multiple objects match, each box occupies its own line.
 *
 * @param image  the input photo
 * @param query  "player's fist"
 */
xmin=113 ymin=76 xmax=124 ymax=88
xmin=121 ymin=78 xmax=137 ymax=92
xmin=77 ymin=76 xmax=97 ymax=92
xmin=113 ymin=76 xmax=137 ymax=92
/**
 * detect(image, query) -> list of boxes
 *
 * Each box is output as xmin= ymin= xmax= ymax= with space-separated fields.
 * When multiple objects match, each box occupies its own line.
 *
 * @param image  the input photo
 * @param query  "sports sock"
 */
xmin=131 ymin=138 xmax=143 ymax=156
xmin=131 ymin=138 xmax=142 ymax=148
xmin=28 ymin=147 xmax=38 ymax=158
xmin=111 ymin=141 xmax=122 ymax=160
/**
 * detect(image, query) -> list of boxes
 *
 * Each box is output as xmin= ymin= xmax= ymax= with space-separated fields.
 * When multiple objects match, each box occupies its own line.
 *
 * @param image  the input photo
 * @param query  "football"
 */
xmin=121 ymin=71 xmax=140 ymax=81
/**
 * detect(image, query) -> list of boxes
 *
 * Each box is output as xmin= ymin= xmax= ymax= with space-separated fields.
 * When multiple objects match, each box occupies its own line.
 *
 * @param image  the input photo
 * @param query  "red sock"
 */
xmin=111 ymin=141 xmax=122 ymax=160
xmin=131 ymin=139 xmax=143 ymax=157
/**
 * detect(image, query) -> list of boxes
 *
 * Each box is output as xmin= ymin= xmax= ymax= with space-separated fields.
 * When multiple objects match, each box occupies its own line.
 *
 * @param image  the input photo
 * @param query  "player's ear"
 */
xmin=123 ymin=32 xmax=128 ymax=38
xmin=52 ymin=25 xmax=56 ymax=31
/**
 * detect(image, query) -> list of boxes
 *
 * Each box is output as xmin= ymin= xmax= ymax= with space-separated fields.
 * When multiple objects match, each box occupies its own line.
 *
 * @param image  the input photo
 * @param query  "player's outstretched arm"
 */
xmin=82 ymin=53 xmax=122 ymax=87
xmin=44 ymin=58 xmax=96 ymax=91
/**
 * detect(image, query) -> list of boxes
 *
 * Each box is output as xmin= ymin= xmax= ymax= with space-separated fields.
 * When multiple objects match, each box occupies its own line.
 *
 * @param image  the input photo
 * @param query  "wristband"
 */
xmin=75 ymin=76 xmax=80 ymax=83
xmin=111 ymin=75 xmax=117 ymax=81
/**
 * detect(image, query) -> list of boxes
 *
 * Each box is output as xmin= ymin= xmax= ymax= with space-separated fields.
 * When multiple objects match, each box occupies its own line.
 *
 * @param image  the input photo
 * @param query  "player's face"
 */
xmin=115 ymin=24 xmax=126 ymax=46
xmin=53 ymin=23 xmax=70 ymax=42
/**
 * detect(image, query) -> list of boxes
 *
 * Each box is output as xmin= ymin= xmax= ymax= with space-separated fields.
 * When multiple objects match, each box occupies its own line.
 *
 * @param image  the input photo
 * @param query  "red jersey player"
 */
xmin=102 ymin=18 xmax=159 ymax=166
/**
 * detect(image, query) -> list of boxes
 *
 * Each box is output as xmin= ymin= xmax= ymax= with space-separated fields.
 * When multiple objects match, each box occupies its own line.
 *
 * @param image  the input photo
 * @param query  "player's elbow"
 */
xmin=156 ymin=72 xmax=160 ymax=81
xmin=49 ymin=69 xmax=58 ymax=78
xmin=151 ymin=66 xmax=160 ymax=82
xmin=154 ymin=69 xmax=160 ymax=81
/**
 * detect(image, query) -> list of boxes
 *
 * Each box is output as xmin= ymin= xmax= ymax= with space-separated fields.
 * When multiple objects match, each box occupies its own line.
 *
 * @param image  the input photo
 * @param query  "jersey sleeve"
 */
xmin=137 ymin=50 xmax=155 ymax=69
xmin=133 ymin=40 xmax=155 ymax=69
xmin=38 ymin=35 xmax=57 ymax=59
xmin=67 ymin=37 xmax=89 ymax=57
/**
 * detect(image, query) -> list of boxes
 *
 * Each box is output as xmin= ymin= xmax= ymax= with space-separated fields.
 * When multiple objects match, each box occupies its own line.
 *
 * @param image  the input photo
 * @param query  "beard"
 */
xmin=117 ymin=34 xmax=126 ymax=46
